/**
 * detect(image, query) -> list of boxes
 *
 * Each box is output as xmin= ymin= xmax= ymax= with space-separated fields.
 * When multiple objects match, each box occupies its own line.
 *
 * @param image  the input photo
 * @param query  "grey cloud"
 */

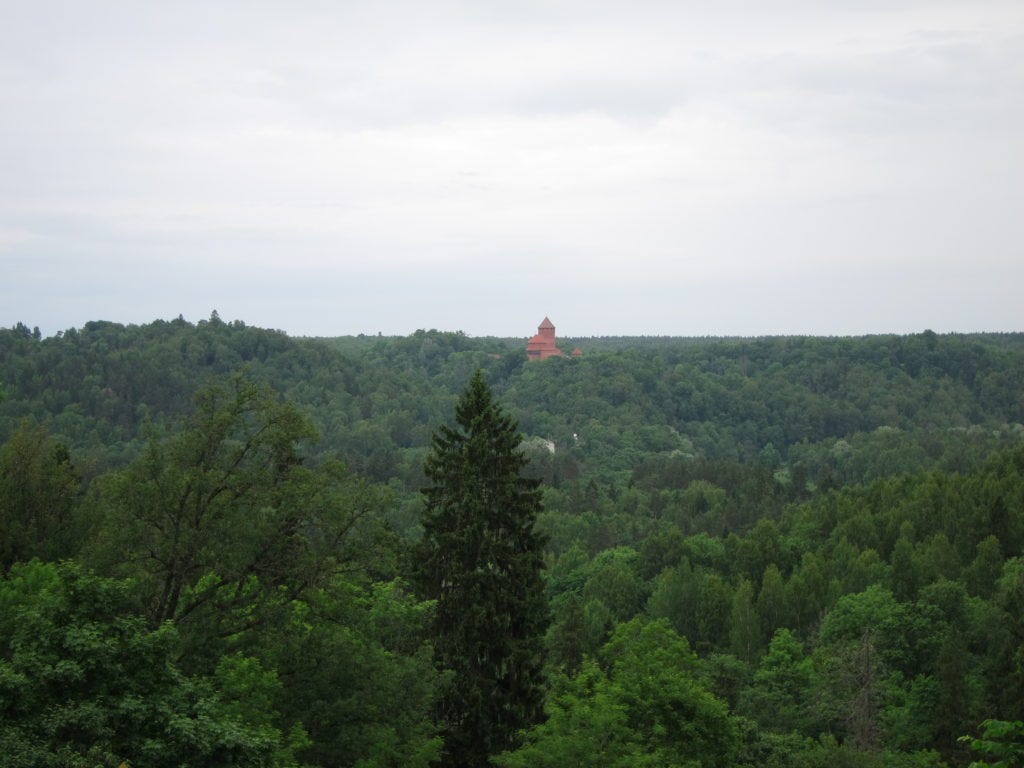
xmin=1 ymin=0 xmax=1022 ymax=336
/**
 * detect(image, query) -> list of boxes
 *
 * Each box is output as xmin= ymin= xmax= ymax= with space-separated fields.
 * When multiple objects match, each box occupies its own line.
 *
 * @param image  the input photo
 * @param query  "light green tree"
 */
xmin=496 ymin=618 xmax=739 ymax=768
xmin=0 ymin=561 xmax=306 ymax=768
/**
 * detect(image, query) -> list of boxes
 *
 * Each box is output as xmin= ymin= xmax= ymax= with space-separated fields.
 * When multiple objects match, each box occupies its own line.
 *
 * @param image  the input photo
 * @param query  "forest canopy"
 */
xmin=1 ymin=317 xmax=1023 ymax=767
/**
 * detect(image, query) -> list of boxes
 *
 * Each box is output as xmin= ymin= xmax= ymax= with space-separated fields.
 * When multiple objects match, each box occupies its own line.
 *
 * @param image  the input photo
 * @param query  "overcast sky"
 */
xmin=2 ymin=1 xmax=1022 ymax=337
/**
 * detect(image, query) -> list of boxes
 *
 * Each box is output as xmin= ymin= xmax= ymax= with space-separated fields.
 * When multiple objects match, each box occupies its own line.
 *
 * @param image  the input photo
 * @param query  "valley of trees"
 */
xmin=1 ymin=315 xmax=1024 ymax=767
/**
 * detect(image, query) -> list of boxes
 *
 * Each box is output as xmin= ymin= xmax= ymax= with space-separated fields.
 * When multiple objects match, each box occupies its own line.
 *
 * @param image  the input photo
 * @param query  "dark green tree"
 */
xmin=86 ymin=373 xmax=387 ymax=665
xmin=0 ymin=421 xmax=81 ymax=572
xmin=730 ymin=577 xmax=762 ymax=663
xmin=757 ymin=563 xmax=788 ymax=644
xmin=414 ymin=370 xmax=548 ymax=767
xmin=739 ymin=628 xmax=821 ymax=736
xmin=935 ymin=628 xmax=974 ymax=762
xmin=88 ymin=374 xmax=315 ymax=626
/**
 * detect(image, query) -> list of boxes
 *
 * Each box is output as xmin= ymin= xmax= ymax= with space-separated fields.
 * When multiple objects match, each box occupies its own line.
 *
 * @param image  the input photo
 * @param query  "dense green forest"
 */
xmin=1 ymin=316 xmax=1023 ymax=767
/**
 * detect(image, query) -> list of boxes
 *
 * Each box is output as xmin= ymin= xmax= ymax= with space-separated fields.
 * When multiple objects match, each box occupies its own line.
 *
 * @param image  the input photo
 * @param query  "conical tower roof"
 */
xmin=538 ymin=316 xmax=555 ymax=330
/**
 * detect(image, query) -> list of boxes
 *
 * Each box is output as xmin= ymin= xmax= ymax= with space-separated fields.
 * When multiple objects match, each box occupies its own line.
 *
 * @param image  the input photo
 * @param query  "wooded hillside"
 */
xmin=1 ymin=317 xmax=1023 ymax=767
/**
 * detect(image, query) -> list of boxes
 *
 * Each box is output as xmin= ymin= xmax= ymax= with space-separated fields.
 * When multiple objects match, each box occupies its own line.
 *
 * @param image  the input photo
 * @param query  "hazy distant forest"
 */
xmin=2 ymin=315 xmax=1024 ymax=767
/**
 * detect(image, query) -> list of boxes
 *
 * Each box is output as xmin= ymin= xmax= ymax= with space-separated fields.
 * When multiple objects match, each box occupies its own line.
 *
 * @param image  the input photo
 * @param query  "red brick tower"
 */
xmin=526 ymin=317 xmax=565 ymax=360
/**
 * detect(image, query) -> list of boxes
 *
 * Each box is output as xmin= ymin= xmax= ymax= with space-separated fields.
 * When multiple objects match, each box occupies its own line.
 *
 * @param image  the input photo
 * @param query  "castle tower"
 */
xmin=526 ymin=316 xmax=565 ymax=360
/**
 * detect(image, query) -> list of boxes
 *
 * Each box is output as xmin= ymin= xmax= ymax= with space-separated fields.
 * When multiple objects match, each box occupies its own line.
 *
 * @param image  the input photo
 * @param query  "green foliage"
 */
xmin=492 ymin=661 xmax=647 ymax=768
xmin=4 ymin=319 xmax=1024 ymax=766
xmin=757 ymin=564 xmax=789 ymax=644
xmin=497 ymin=618 xmax=740 ymax=768
xmin=0 ymin=420 xmax=81 ymax=571
xmin=262 ymin=579 xmax=443 ymax=768
xmin=413 ymin=370 xmax=548 ymax=766
xmin=600 ymin=619 xmax=740 ymax=766
xmin=0 ymin=560 xmax=303 ymax=768
xmin=729 ymin=577 xmax=762 ymax=663
xmin=581 ymin=547 xmax=647 ymax=621
xmin=4 ymin=322 xmax=1024 ymax=493
xmin=740 ymin=629 xmax=821 ymax=736
xmin=964 ymin=536 xmax=1003 ymax=599
xmin=87 ymin=374 xmax=383 ymax=648
xmin=962 ymin=719 xmax=1024 ymax=768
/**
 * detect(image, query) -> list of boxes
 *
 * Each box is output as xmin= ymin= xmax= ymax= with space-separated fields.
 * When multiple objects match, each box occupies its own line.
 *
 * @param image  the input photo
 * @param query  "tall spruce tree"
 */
xmin=415 ymin=370 xmax=548 ymax=768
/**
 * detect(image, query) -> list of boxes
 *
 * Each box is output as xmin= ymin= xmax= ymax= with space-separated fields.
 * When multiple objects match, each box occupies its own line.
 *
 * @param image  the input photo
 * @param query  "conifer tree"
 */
xmin=415 ymin=370 xmax=548 ymax=767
